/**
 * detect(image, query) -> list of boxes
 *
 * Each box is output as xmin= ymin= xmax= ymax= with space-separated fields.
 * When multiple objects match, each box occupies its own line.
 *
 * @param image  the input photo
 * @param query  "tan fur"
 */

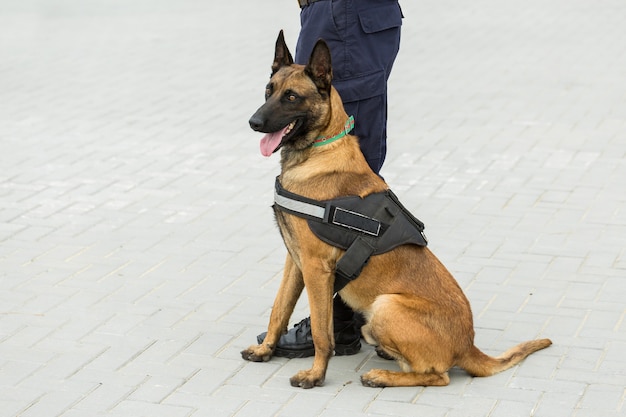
xmin=241 ymin=32 xmax=551 ymax=389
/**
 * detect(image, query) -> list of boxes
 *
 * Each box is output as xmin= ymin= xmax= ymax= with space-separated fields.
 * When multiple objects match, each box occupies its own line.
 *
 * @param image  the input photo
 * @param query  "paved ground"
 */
xmin=1 ymin=0 xmax=625 ymax=416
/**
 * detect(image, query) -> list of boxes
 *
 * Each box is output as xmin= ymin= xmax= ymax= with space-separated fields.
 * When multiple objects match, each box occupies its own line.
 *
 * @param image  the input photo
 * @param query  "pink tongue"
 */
xmin=260 ymin=126 xmax=289 ymax=157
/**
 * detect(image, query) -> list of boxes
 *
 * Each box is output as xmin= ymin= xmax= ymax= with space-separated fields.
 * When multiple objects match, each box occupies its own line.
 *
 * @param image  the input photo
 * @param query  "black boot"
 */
xmin=256 ymin=297 xmax=361 ymax=358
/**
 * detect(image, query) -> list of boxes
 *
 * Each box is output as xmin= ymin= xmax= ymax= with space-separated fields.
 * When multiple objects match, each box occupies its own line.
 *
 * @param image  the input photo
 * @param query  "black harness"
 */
xmin=273 ymin=177 xmax=428 ymax=293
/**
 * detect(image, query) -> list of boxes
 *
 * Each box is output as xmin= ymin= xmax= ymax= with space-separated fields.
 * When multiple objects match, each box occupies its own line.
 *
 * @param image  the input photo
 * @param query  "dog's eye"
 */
xmin=265 ymin=88 xmax=271 ymax=98
xmin=285 ymin=91 xmax=298 ymax=102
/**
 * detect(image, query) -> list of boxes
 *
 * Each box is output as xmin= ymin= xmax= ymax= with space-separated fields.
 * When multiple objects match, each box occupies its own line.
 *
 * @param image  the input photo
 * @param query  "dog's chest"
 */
xmin=273 ymin=208 xmax=303 ymax=264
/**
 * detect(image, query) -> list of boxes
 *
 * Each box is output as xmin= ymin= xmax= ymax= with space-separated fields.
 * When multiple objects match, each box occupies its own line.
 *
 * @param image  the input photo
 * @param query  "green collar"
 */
xmin=312 ymin=116 xmax=355 ymax=147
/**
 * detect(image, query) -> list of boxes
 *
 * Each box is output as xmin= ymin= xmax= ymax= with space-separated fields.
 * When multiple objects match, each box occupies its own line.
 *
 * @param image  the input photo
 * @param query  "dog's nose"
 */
xmin=249 ymin=115 xmax=264 ymax=131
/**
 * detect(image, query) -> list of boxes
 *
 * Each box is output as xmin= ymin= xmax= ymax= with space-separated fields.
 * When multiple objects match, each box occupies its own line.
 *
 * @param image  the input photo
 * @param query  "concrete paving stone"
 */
xmin=74 ymin=335 xmax=156 ymax=374
xmin=171 ymin=367 xmax=238 ymax=398
xmin=584 ymin=250 xmax=621 ymax=270
xmin=0 ymin=359 xmax=43 ymax=388
xmin=316 ymin=409 xmax=375 ymax=417
xmin=213 ymin=384 xmax=295 ymax=405
xmin=603 ymin=340 xmax=626 ymax=364
xmin=323 ymin=381 xmax=384 ymax=412
xmin=366 ymin=400 xmax=449 ymax=417
xmin=55 ymin=380 xmax=137 ymax=413
xmin=554 ymin=366 xmax=625 ymax=388
xmin=466 ymin=367 xmax=513 ymax=389
xmin=444 ymin=397 xmax=498 ymax=417
xmin=0 ymin=385 xmax=48 ymax=415
xmin=164 ymin=393 xmax=246 ymax=417
xmin=509 ymin=376 xmax=586 ymax=396
xmin=225 ymin=361 xmax=285 ymax=387
xmin=0 ymin=399 xmax=35 ymax=417
xmin=114 ymin=332 xmax=202 ymax=370
xmin=28 ymin=345 xmax=110 ymax=381
xmin=536 ymin=308 xmax=582 ymax=343
xmin=595 ymin=357 xmax=625 ymax=382
xmin=199 ymin=322 xmax=265 ymax=359
xmin=59 ymin=410 xmax=129 ymax=417
xmin=16 ymin=388 xmax=97 ymax=417
xmin=0 ymin=222 xmax=28 ymax=241
xmin=574 ymin=409 xmax=625 ymax=417
xmin=275 ymin=391 xmax=337 ymax=417
xmin=0 ymin=323 xmax=58 ymax=348
xmin=490 ymin=399 xmax=540 ymax=417
xmin=218 ymin=307 xmax=280 ymax=329
xmin=561 ymin=347 xmax=604 ymax=370
xmin=511 ymin=350 xmax=564 ymax=381
xmin=577 ymin=383 xmax=625 ymax=412
xmin=81 ymin=312 xmax=153 ymax=339
xmin=184 ymin=296 xmax=262 ymax=324
xmin=0 ymin=338 xmax=58 ymax=365
xmin=417 ymin=389 xmax=496 ymax=412
xmin=576 ymin=309 xmax=625 ymax=340
xmin=232 ymin=400 xmax=286 ymax=417
xmin=110 ymin=400 xmax=194 ymax=417
xmin=127 ymin=373 xmax=194 ymax=404
xmin=533 ymin=391 xmax=586 ymax=417
xmin=500 ymin=318 xmax=553 ymax=345
xmin=463 ymin=382 xmax=543 ymax=404
xmin=38 ymin=314 xmax=113 ymax=345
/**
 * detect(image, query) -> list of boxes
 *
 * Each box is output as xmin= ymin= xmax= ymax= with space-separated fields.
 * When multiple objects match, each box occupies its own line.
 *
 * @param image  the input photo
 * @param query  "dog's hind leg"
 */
xmin=360 ymin=294 xmax=454 ymax=387
xmin=241 ymin=255 xmax=304 ymax=362
xmin=361 ymin=323 xmax=396 ymax=361
xmin=362 ymin=369 xmax=450 ymax=388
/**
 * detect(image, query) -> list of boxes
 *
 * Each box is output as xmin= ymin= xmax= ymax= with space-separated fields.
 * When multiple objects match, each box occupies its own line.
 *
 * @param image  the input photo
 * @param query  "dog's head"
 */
xmin=250 ymin=30 xmax=333 ymax=157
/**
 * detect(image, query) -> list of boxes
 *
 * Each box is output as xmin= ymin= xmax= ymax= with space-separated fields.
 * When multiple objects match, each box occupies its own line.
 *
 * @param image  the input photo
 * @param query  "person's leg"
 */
xmin=297 ymin=0 xmax=401 ymax=175
xmin=343 ymin=96 xmax=386 ymax=174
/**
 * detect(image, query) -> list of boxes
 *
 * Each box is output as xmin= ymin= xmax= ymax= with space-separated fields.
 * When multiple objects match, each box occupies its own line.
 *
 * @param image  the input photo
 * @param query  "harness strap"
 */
xmin=274 ymin=178 xmax=383 ymax=236
xmin=334 ymin=237 xmax=376 ymax=292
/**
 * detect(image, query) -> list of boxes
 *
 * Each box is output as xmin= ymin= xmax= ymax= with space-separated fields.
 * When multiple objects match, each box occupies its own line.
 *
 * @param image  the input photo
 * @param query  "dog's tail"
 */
xmin=457 ymin=338 xmax=552 ymax=377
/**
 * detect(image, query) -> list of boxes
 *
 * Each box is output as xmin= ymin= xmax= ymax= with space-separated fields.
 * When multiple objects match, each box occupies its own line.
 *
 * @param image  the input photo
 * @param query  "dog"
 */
xmin=241 ymin=30 xmax=551 ymax=389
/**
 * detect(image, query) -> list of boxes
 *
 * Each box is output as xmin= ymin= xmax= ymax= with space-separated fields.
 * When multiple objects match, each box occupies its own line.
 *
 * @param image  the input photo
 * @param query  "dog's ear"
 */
xmin=305 ymin=39 xmax=332 ymax=94
xmin=272 ymin=30 xmax=294 ymax=75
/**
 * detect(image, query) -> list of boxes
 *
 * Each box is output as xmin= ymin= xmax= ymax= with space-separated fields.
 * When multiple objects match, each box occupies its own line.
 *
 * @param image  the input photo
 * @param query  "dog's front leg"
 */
xmin=289 ymin=263 xmax=334 ymax=388
xmin=241 ymin=254 xmax=304 ymax=362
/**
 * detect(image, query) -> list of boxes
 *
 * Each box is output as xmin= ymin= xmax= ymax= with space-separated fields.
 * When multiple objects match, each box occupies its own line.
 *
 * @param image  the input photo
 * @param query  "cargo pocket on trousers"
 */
xmin=357 ymin=3 xmax=403 ymax=34
xmin=333 ymin=69 xmax=386 ymax=103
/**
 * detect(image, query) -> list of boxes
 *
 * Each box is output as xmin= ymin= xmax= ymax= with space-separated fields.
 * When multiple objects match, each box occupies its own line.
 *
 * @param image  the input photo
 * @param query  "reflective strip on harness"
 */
xmin=274 ymin=187 xmax=326 ymax=220
xmin=274 ymin=182 xmax=383 ymax=235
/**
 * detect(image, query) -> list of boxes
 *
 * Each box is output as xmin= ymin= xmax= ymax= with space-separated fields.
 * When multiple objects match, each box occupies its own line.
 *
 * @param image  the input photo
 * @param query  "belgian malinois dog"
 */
xmin=242 ymin=30 xmax=551 ymax=389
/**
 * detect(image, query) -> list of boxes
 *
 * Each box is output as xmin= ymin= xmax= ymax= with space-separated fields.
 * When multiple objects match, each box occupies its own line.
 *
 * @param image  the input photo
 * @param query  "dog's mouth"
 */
xmin=259 ymin=120 xmax=299 ymax=157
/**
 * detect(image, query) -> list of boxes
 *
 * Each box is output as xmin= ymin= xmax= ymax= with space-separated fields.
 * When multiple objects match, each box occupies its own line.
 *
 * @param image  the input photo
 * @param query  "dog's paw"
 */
xmin=290 ymin=369 xmax=325 ymax=389
xmin=360 ymin=370 xmax=388 ymax=388
xmin=241 ymin=344 xmax=272 ymax=362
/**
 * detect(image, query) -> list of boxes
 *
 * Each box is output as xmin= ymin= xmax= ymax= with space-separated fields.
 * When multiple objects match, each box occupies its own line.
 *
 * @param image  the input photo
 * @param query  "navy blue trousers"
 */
xmin=295 ymin=0 xmax=402 ymax=174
